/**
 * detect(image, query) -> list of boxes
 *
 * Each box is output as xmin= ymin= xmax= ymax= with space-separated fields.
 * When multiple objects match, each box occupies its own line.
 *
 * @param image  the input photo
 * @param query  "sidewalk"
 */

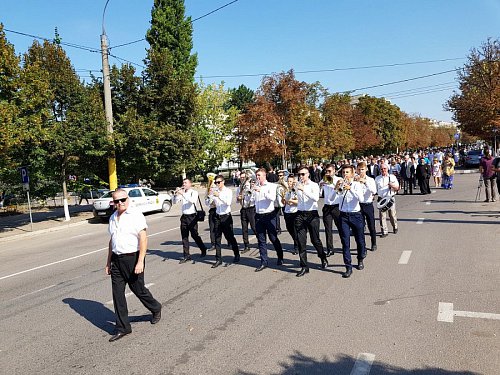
xmin=0 ymin=204 xmax=95 ymax=243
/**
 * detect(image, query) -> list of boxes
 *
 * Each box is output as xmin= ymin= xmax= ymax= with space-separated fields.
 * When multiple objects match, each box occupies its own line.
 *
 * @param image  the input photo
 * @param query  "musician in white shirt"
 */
xmin=253 ymin=168 xmax=284 ymax=272
xmin=356 ymin=162 xmax=378 ymax=251
xmin=375 ymin=164 xmax=400 ymax=237
xmin=294 ymin=166 xmax=328 ymax=277
xmin=283 ymin=174 xmax=299 ymax=255
xmin=236 ymin=171 xmax=256 ymax=253
xmin=208 ymin=175 xmax=240 ymax=268
xmin=320 ymin=164 xmax=343 ymax=257
xmin=337 ymin=165 xmax=367 ymax=278
xmin=173 ymin=179 xmax=208 ymax=263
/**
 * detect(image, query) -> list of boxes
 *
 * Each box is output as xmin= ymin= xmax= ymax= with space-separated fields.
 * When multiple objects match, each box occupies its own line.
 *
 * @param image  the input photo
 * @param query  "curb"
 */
xmin=0 ymin=219 xmax=91 ymax=244
xmin=455 ymin=170 xmax=478 ymax=174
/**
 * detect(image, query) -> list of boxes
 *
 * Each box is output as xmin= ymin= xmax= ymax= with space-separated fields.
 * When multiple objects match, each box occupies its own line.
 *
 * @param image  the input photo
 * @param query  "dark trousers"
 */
xmin=295 ymin=210 xmax=326 ymax=269
xmin=322 ymin=204 xmax=341 ymax=252
xmin=418 ymin=177 xmax=431 ymax=194
xmin=283 ymin=211 xmax=298 ymax=253
xmin=208 ymin=207 xmax=216 ymax=247
xmin=274 ymin=207 xmax=282 ymax=232
xmin=180 ymin=214 xmax=207 ymax=256
xmin=360 ymin=202 xmax=377 ymax=247
xmin=240 ymin=206 xmax=256 ymax=246
xmin=339 ymin=211 xmax=366 ymax=267
xmin=110 ymin=252 xmax=161 ymax=334
xmin=214 ymin=213 xmax=239 ymax=261
xmin=255 ymin=212 xmax=283 ymax=265
xmin=403 ymin=177 xmax=414 ymax=194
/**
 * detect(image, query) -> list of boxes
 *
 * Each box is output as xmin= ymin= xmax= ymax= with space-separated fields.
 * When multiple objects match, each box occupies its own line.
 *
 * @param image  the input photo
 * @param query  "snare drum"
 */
xmin=376 ymin=196 xmax=395 ymax=212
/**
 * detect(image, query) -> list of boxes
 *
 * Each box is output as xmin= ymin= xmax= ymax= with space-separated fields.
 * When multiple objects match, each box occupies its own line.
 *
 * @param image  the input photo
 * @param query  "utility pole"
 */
xmin=101 ymin=0 xmax=118 ymax=191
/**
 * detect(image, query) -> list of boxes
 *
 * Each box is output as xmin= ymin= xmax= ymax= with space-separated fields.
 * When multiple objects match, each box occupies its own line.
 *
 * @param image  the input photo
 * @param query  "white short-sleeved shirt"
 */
xmin=375 ymin=174 xmax=399 ymax=198
xmin=358 ymin=176 xmax=377 ymax=204
xmin=173 ymin=189 xmax=198 ymax=215
xmin=108 ymin=209 xmax=148 ymax=255
xmin=212 ymin=187 xmax=232 ymax=215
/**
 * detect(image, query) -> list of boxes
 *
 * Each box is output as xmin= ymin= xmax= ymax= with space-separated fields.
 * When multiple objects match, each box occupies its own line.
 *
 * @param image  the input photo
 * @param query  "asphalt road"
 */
xmin=0 ymin=173 xmax=499 ymax=375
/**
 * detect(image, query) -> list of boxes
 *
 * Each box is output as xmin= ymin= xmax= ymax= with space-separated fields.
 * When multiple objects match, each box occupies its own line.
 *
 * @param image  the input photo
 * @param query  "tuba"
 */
xmin=206 ymin=173 xmax=217 ymax=195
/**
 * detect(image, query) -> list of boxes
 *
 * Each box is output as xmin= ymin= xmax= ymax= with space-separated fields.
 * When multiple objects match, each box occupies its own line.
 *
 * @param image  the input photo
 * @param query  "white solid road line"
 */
xmin=350 ymin=353 xmax=375 ymax=375
xmin=437 ymin=302 xmax=500 ymax=323
xmin=398 ymin=251 xmax=412 ymax=264
xmin=0 ymin=227 xmax=183 ymax=282
xmin=7 ymin=284 xmax=56 ymax=302
xmin=105 ymin=283 xmax=155 ymax=305
xmin=416 ymin=218 xmax=425 ymax=224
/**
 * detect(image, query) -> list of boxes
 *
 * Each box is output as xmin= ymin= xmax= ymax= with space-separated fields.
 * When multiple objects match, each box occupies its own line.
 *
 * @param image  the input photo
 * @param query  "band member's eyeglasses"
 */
xmin=215 ymin=180 xmax=223 ymax=184
xmin=298 ymin=172 xmax=307 ymax=176
xmin=113 ymin=197 xmax=128 ymax=204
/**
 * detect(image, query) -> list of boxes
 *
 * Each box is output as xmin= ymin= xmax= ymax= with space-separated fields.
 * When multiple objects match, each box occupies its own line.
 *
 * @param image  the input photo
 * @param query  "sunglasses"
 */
xmin=298 ymin=172 xmax=307 ymax=176
xmin=215 ymin=180 xmax=223 ymax=184
xmin=113 ymin=197 xmax=128 ymax=204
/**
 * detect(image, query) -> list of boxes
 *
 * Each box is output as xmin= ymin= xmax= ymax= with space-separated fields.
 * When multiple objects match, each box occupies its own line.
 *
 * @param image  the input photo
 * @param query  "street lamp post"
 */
xmin=101 ymin=0 xmax=118 ymax=191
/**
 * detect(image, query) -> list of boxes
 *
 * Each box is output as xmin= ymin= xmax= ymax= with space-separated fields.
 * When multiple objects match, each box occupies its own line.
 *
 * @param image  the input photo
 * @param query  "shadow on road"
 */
xmin=63 ymin=298 xmax=116 ymax=334
xmin=237 ymin=351 xmax=479 ymax=375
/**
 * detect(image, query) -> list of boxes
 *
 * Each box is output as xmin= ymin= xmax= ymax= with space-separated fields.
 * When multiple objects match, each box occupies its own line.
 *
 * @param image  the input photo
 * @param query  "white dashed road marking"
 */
xmin=416 ymin=218 xmax=425 ymax=224
xmin=437 ymin=302 xmax=500 ymax=323
xmin=398 ymin=251 xmax=412 ymax=264
xmin=425 ymin=201 xmax=431 ymax=205
xmin=350 ymin=353 xmax=375 ymax=375
xmin=106 ymin=283 xmax=155 ymax=305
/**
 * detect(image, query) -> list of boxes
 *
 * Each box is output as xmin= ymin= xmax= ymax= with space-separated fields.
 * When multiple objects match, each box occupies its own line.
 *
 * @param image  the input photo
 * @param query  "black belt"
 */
xmin=255 ymin=211 xmax=274 ymax=217
xmin=112 ymin=251 xmax=138 ymax=258
xmin=215 ymin=213 xmax=230 ymax=218
xmin=182 ymin=213 xmax=196 ymax=216
xmin=324 ymin=203 xmax=339 ymax=207
xmin=241 ymin=206 xmax=255 ymax=209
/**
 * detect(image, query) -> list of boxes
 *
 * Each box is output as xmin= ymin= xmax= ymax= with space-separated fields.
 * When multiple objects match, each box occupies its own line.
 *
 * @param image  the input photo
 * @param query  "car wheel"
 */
xmin=161 ymin=200 xmax=172 ymax=212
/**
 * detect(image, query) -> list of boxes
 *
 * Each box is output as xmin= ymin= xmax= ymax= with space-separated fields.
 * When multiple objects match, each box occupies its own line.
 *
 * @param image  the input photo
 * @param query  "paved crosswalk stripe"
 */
xmin=398 ymin=251 xmax=412 ymax=264
xmin=437 ymin=302 xmax=500 ymax=323
xmin=106 ymin=283 xmax=155 ymax=305
xmin=350 ymin=353 xmax=375 ymax=375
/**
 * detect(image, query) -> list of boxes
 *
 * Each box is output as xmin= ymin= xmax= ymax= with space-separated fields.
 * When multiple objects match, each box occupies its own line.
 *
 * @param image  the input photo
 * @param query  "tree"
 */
xmin=142 ymin=0 xmax=200 ymax=178
xmin=194 ymin=82 xmax=238 ymax=173
xmin=446 ymin=38 xmax=500 ymax=141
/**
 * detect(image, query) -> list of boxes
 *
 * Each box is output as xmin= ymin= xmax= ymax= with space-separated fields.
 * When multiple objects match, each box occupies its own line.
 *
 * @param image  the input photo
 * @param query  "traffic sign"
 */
xmin=20 ymin=166 xmax=29 ymax=184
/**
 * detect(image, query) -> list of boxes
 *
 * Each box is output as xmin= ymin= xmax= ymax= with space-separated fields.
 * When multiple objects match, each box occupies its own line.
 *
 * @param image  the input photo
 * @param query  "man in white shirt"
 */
xmin=209 ymin=175 xmax=240 ymax=268
xmin=295 ymin=166 xmax=328 ymax=277
xmin=236 ymin=171 xmax=256 ymax=253
xmin=321 ymin=164 xmax=343 ymax=257
xmin=253 ymin=168 xmax=284 ymax=272
xmin=173 ymin=179 xmax=208 ymax=263
xmin=356 ymin=162 xmax=378 ymax=251
xmin=375 ymin=164 xmax=400 ymax=237
xmin=283 ymin=174 xmax=299 ymax=255
xmin=337 ymin=165 xmax=367 ymax=278
xmin=105 ymin=188 xmax=162 ymax=342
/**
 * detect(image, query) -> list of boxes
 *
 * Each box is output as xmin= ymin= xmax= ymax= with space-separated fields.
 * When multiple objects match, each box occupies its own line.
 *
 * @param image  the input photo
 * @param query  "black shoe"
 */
xmin=209 ymin=246 xmax=216 ymax=252
xmin=109 ymin=332 xmax=130 ymax=342
xmin=371 ymin=244 xmax=377 ymax=252
xmin=255 ymin=264 xmax=267 ymax=272
xmin=233 ymin=254 xmax=240 ymax=263
xmin=277 ymin=259 xmax=284 ymax=266
xmin=211 ymin=260 xmax=222 ymax=268
xmin=200 ymin=250 xmax=207 ymax=258
xmin=151 ymin=309 xmax=162 ymax=324
xmin=321 ymin=257 xmax=329 ymax=269
xmin=291 ymin=250 xmax=298 ymax=255
xmin=381 ymin=233 xmax=388 ymax=238
xmin=393 ymin=228 xmax=398 ymax=234
xmin=296 ymin=267 xmax=309 ymax=277
xmin=179 ymin=256 xmax=192 ymax=264
xmin=358 ymin=260 xmax=364 ymax=270
xmin=342 ymin=267 xmax=352 ymax=278
xmin=241 ymin=246 xmax=250 ymax=253
xmin=326 ymin=249 xmax=333 ymax=257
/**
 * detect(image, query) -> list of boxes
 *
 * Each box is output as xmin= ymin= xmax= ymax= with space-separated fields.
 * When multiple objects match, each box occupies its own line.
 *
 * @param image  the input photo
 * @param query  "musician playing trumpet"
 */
xmin=282 ymin=174 xmax=299 ymax=255
xmin=320 ymin=164 xmax=343 ymax=257
xmin=356 ymin=162 xmax=378 ymax=251
xmin=236 ymin=171 xmax=257 ymax=253
xmin=173 ymin=179 xmax=208 ymax=263
xmin=337 ymin=165 xmax=367 ymax=278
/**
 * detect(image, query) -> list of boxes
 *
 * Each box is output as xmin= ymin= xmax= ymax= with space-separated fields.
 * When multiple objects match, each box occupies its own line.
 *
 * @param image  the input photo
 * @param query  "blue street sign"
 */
xmin=454 ymin=133 xmax=460 ymax=140
xmin=20 ymin=166 xmax=29 ymax=184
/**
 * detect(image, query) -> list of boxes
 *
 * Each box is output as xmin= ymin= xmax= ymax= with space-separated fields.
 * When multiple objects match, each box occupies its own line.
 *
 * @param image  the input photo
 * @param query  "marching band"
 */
xmin=174 ymin=161 xmax=405 ymax=278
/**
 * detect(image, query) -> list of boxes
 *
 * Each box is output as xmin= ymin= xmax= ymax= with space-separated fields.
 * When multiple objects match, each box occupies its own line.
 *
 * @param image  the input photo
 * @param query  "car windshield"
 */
xmin=101 ymin=192 xmax=114 ymax=199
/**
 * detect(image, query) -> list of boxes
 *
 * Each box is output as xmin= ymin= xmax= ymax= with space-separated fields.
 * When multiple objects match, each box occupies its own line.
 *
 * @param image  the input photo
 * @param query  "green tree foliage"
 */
xmin=355 ymin=96 xmax=404 ymax=153
xmin=446 ymin=38 xmax=500 ymax=141
xmin=194 ymin=82 xmax=238 ymax=173
xmin=142 ymin=0 xmax=200 ymax=177
xmin=226 ymin=84 xmax=254 ymax=112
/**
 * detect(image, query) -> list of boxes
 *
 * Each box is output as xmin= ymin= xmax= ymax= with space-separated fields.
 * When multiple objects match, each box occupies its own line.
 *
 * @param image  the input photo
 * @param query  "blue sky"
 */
xmin=2 ymin=0 xmax=499 ymax=121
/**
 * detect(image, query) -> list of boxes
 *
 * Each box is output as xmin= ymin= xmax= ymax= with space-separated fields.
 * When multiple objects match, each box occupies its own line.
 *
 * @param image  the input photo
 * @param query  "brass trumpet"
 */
xmin=322 ymin=175 xmax=334 ymax=185
xmin=206 ymin=172 xmax=217 ymax=195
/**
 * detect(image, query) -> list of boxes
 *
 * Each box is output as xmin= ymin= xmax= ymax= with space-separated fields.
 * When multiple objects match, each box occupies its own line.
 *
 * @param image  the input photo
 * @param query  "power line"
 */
xmin=345 ymin=69 xmax=457 ymax=93
xmin=378 ymin=81 xmax=456 ymax=96
xmin=109 ymin=0 xmax=240 ymax=49
xmin=3 ymin=28 xmax=100 ymax=53
xmin=196 ymin=58 xmax=464 ymax=79
xmin=385 ymin=86 xmax=457 ymax=100
xmin=109 ymin=53 xmax=145 ymax=69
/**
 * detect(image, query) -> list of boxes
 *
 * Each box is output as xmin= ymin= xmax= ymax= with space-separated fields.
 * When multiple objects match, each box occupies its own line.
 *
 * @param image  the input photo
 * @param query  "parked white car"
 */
xmin=93 ymin=186 xmax=172 ymax=221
